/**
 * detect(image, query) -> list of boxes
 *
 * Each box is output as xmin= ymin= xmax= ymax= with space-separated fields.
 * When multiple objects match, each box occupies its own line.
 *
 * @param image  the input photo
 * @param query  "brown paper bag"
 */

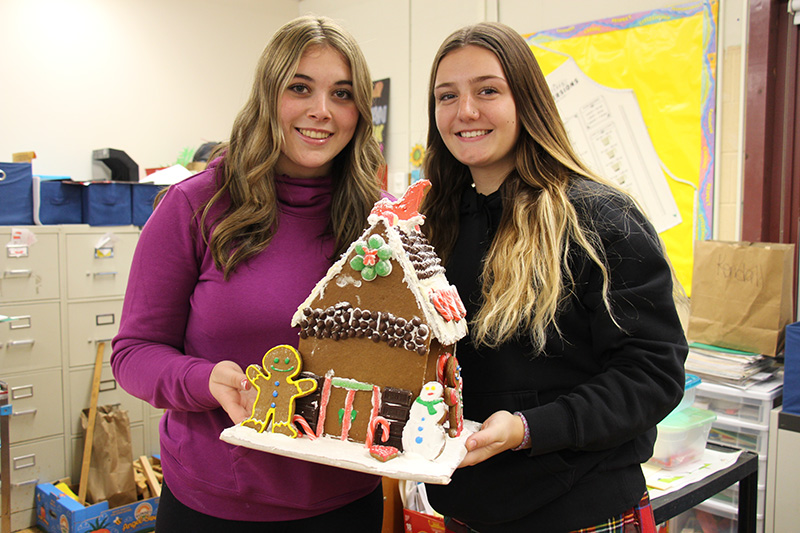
xmin=80 ymin=404 xmax=137 ymax=507
xmin=687 ymin=240 xmax=795 ymax=356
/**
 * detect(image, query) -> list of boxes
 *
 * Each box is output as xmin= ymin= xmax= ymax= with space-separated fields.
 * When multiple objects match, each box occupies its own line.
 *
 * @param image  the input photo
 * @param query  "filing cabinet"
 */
xmin=1 ymin=225 xmax=155 ymax=530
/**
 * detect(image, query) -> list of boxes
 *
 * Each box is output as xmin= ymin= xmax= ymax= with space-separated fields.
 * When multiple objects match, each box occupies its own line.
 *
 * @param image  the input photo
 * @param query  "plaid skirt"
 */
xmin=444 ymin=492 xmax=656 ymax=533
xmin=572 ymin=492 xmax=656 ymax=533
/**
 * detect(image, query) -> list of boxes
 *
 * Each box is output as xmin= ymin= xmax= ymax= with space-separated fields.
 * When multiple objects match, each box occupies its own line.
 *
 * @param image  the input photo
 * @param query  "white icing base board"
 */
xmin=220 ymin=420 xmax=480 ymax=485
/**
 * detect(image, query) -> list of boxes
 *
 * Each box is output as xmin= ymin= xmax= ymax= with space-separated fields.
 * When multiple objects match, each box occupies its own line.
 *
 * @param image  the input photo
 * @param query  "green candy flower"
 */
xmin=350 ymin=234 xmax=393 ymax=281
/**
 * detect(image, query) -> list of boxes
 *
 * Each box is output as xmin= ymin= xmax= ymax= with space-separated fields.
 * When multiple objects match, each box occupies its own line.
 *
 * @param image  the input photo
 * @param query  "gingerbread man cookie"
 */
xmin=242 ymin=345 xmax=317 ymax=437
xmin=438 ymin=352 xmax=463 ymax=437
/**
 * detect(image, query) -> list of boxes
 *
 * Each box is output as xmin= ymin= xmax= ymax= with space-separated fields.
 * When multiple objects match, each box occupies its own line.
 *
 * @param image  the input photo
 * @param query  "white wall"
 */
xmin=300 ymin=0 xmax=742 ymax=196
xmin=2 ymin=0 xmax=745 ymax=202
xmin=0 ymin=0 xmax=298 ymax=180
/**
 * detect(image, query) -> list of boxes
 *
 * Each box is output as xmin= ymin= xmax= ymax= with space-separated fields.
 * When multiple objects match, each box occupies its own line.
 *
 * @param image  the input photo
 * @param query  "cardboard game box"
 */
xmin=404 ymin=508 xmax=447 ymax=533
xmin=35 ymin=483 xmax=158 ymax=533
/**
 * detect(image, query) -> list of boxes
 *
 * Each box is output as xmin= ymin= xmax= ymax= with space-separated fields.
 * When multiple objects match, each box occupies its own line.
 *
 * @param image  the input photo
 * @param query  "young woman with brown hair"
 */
xmin=421 ymin=22 xmax=687 ymax=532
xmin=112 ymin=15 xmax=386 ymax=532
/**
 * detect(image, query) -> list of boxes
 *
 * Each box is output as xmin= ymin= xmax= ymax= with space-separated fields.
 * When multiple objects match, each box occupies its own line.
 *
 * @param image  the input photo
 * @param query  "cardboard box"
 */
xmin=403 ymin=508 xmax=446 ymax=533
xmin=35 ymin=483 xmax=158 ymax=533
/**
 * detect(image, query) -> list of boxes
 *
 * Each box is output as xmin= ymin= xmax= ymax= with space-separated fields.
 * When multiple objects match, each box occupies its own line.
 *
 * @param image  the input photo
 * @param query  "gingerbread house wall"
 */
xmin=296 ymin=226 xmax=451 ymax=443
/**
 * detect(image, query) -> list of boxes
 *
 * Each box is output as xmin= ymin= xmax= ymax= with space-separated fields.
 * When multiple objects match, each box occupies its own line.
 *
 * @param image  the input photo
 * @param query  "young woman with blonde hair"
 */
xmin=421 ymin=22 xmax=687 ymax=532
xmin=112 ymin=15 xmax=385 ymax=532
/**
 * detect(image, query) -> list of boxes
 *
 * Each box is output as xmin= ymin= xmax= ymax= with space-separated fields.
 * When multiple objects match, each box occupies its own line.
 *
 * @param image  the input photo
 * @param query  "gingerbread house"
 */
xmin=290 ymin=181 xmax=468 ymax=452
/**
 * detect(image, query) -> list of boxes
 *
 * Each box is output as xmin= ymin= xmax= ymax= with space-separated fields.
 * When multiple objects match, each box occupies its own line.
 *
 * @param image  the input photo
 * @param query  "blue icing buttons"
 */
xmin=274 ymin=381 xmax=280 ymax=387
xmin=270 ymin=402 xmax=276 ymax=408
xmin=416 ymin=436 xmax=423 ymax=444
xmin=272 ymin=391 xmax=278 ymax=398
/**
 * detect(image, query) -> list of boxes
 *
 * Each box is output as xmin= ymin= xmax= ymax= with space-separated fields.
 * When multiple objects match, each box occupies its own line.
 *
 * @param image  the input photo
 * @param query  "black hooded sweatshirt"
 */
xmin=425 ymin=178 xmax=687 ymax=532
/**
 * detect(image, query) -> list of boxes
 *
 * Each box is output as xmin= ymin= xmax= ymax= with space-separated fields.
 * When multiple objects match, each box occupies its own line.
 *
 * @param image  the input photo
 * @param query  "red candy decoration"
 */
xmin=370 ymin=179 xmax=431 ymax=226
xmin=369 ymin=444 xmax=400 ymax=462
xmin=430 ymin=285 xmax=467 ymax=322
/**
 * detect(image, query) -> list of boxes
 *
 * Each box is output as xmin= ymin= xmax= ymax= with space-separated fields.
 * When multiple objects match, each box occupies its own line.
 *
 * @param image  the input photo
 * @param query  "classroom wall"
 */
xmin=0 ymin=0 xmax=298 ymax=181
xmin=1 ymin=0 xmax=746 ymax=238
xmin=301 ymin=0 xmax=747 ymax=242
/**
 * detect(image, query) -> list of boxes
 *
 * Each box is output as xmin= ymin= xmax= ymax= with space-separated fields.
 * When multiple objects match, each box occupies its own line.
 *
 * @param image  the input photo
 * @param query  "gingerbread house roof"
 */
xmin=291 ymin=183 xmax=468 ymax=346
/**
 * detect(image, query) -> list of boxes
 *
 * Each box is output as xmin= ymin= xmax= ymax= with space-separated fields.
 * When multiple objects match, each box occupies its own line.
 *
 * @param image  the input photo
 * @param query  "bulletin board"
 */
xmin=523 ymin=0 xmax=719 ymax=295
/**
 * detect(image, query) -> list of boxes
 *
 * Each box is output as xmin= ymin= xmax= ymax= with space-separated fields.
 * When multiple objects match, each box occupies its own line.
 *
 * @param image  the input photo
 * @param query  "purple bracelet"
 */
xmin=512 ymin=411 xmax=531 ymax=451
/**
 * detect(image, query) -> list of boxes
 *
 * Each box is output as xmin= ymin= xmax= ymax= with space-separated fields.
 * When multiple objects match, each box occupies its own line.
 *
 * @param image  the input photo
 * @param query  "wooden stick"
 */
xmin=139 ymin=455 xmax=162 ymax=497
xmin=78 ymin=341 xmax=105 ymax=506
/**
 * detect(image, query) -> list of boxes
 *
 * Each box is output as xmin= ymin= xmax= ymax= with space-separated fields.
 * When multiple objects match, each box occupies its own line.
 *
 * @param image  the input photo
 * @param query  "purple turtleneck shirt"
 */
xmin=111 ymin=158 xmax=380 ymax=520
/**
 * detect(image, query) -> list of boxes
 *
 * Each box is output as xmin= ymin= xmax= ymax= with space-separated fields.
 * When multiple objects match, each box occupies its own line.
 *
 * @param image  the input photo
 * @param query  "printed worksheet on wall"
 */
xmin=547 ymin=58 xmax=681 ymax=234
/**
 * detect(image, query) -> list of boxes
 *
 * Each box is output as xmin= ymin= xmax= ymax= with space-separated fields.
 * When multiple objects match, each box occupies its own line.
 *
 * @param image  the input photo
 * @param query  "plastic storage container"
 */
xmin=668 ymin=500 xmax=764 ymax=533
xmin=675 ymin=373 xmax=701 ymax=413
xmin=708 ymin=479 xmax=766 ymax=517
xmin=707 ymin=416 xmax=769 ymax=456
xmin=650 ymin=406 xmax=716 ymax=469
xmin=693 ymin=378 xmax=782 ymax=426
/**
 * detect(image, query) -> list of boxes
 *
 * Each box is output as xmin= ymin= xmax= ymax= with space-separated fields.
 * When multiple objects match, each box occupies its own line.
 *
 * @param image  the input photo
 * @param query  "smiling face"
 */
xmin=433 ymin=45 xmax=520 ymax=194
xmin=421 ymin=381 xmax=444 ymax=401
xmin=268 ymin=346 xmax=300 ymax=376
xmin=275 ymin=45 xmax=360 ymax=179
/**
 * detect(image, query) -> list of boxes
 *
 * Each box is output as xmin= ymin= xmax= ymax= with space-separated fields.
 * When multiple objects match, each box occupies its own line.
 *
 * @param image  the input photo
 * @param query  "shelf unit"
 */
xmin=668 ymin=377 xmax=783 ymax=532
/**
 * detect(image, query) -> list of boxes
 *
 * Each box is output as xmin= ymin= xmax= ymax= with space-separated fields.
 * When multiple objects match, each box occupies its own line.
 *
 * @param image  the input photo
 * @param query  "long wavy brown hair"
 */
xmin=422 ymin=22 xmax=621 ymax=352
xmin=203 ymin=15 xmax=383 ymax=278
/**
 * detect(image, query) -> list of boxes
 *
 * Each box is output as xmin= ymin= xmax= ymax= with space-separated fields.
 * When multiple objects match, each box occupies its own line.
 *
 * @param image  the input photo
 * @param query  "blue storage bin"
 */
xmin=81 ymin=182 xmax=132 ymax=226
xmin=0 ymin=162 xmax=34 ymax=225
xmin=36 ymin=179 xmax=83 ymax=224
xmin=784 ymin=322 xmax=800 ymax=415
xmin=131 ymin=183 xmax=163 ymax=227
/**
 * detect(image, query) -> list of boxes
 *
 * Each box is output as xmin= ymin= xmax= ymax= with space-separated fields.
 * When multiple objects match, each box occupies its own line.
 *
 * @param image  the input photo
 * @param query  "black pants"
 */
xmin=155 ymin=480 xmax=384 ymax=532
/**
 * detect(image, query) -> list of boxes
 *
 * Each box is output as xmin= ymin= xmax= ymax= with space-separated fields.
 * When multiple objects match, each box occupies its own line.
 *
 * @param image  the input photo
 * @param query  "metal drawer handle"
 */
xmin=12 ymin=408 xmax=37 ymax=417
xmin=99 ymin=379 xmax=117 ymax=392
xmin=8 ymin=315 xmax=32 ymax=329
xmin=13 ymin=453 xmax=36 ymax=469
xmin=12 ymin=478 xmax=40 ymax=487
xmin=6 ymin=339 xmax=35 ymax=348
xmin=11 ymin=385 xmax=33 ymax=399
xmin=89 ymin=271 xmax=118 ymax=277
xmin=96 ymin=313 xmax=116 ymax=326
xmin=3 ymin=269 xmax=32 ymax=278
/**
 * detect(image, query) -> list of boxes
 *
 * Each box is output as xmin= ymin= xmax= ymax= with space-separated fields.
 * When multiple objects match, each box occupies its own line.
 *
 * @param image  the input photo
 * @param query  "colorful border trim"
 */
xmin=524 ymin=0 xmax=718 ymax=239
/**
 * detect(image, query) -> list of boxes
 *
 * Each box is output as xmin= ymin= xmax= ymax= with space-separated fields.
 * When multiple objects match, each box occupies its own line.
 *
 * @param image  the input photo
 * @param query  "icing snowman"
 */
xmin=402 ymin=381 xmax=447 ymax=460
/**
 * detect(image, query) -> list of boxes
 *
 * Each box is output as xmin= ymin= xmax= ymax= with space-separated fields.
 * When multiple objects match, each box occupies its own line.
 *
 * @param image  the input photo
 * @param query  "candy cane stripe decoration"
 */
xmin=430 ymin=285 xmax=466 ymax=322
xmin=292 ymin=414 xmax=317 ymax=440
xmin=340 ymin=389 xmax=357 ymax=441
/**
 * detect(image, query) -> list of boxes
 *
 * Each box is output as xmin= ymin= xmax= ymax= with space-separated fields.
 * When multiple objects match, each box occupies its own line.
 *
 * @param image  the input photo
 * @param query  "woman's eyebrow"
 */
xmin=434 ymin=74 xmax=506 ymax=91
xmin=292 ymin=73 xmax=353 ymax=87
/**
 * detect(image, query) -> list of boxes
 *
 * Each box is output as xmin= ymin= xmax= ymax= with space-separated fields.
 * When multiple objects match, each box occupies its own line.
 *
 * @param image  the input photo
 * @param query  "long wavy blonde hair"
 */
xmin=205 ymin=15 xmax=383 ymax=278
xmin=422 ymin=22 xmax=620 ymax=352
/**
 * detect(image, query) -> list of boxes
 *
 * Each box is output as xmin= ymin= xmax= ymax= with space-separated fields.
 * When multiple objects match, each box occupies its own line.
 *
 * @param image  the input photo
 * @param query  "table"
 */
xmin=651 ymin=443 xmax=759 ymax=532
